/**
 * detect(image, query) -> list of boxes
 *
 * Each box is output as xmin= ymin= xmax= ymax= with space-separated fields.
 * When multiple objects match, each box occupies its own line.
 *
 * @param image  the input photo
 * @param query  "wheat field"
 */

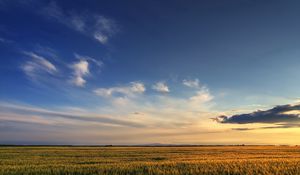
xmin=1 ymin=146 xmax=300 ymax=175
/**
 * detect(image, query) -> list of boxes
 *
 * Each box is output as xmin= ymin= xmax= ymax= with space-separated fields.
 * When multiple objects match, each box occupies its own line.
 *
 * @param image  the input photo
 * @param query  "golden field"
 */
xmin=1 ymin=146 xmax=300 ymax=175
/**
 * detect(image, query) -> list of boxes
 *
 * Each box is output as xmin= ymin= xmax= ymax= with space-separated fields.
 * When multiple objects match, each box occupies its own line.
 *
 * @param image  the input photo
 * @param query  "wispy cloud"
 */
xmin=23 ymin=52 xmax=57 ymax=73
xmin=93 ymin=15 xmax=117 ymax=44
xmin=21 ymin=48 xmax=101 ymax=87
xmin=0 ymin=37 xmax=13 ymax=43
xmin=34 ymin=45 xmax=58 ymax=60
xmin=41 ymin=1 xmax=85 ymax=32
xmin=183 ymin=78 xmax=200 ymax=88
xmin=22 ymin=51 xmax=57 ymax=80
xmin=94 ymin=82 xmax=146 ymax=97
xmin=41 ymin=1 xmax=118 ymax=45
xmin=152 ymin=81 xmax=169 ymax=93
xmin=70 ymin=15 xmax=85 ymax=32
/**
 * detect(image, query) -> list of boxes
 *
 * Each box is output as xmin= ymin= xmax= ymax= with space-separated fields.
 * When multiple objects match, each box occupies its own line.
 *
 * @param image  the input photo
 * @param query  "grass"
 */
xmin=1 ymin=146 xmax=300 ymax=174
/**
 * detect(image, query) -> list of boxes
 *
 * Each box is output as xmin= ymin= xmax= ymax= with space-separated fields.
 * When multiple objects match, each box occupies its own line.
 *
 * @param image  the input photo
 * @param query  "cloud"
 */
xmin=70 ymin=15 xmax=85 ymax=32
xmin=152 ymin=82 xmax=169 ymax=93
xmin=22 ymin=51 xmax=57 ymax=80
xmin=183 ymin=79 xmax=200 ymax=88
xmin=95 ymin=82 xmax=215 ymax=129
xmin=93 ymin=15 xmax=117 ymax=44
xmin=70 ymin=59 xmax=89 ymax=87
xmin=94 ymin=81 xmax=214 ymax=123
xmin=42 ymin=1 xmax=118 ymax=45
xmin=70 ymin=54 xmax=102 ymax=87
xmin=214 ymin=104 xmax=300 ymax=125
xmin=42 ymin=1 xmax=64 ymax=22
xmin=0 ymin=81 xmax=219 ymax=144
xmin=34 ymin=45 xmax=58 ymax=59
xmin=41 ymin=1 xmax=86 ymax=32
xmin=0 ymin=37 xmax=5 ymax=42
xmin=21 ymin=50 xmax=101 ymax=87
xmin=94 ymin=82 xmax=146 ymax=97
xmin=23 ymin=52 xmax=56 ymax=73
xmin=0 ymin=37 xmax=13 ymax=43
xmin=189 ymin=87 xmax=213 ymax=105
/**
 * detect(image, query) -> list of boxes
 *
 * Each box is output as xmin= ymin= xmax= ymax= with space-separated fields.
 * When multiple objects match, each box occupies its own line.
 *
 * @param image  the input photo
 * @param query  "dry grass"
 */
xmin=1 ymin=146 xmax=300 ymax=174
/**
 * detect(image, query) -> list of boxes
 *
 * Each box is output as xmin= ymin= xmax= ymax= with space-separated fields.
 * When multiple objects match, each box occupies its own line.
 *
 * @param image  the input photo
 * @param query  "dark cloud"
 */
xmin=214 ymin=104 xmax=300 ymax=124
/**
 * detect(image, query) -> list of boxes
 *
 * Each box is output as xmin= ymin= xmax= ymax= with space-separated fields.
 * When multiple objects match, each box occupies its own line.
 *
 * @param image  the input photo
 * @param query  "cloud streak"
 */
xmin=0 ymin=102 xmax=145 ymax=128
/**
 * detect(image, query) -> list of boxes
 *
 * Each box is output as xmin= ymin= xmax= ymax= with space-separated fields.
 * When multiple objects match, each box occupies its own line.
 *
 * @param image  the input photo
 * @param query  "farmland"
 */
xmin=1 ymin=146 xmax=300 ymax=175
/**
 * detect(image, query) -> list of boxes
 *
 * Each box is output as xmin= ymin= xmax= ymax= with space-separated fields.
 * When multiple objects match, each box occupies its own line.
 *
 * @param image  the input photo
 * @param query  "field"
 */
xmin=1 ymin=146 xmax=300 ymax=175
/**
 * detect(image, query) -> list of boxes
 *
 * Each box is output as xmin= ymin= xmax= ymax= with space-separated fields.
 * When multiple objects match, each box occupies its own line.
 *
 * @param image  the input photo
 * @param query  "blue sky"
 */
xmin=1 ymin=0 xmax=300 ymax=145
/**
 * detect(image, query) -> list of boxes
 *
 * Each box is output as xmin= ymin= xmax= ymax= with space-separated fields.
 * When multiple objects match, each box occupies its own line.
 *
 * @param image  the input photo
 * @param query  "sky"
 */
xmin=1 ymin=0 xmax=300 ymax=145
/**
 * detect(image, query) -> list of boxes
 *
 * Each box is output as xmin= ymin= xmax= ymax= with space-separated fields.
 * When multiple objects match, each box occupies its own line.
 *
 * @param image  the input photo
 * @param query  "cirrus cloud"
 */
xmin=42 ymin=1 xmax=118 ymax=45
xmin=22 ymin=51 xmax=57 ymax=80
